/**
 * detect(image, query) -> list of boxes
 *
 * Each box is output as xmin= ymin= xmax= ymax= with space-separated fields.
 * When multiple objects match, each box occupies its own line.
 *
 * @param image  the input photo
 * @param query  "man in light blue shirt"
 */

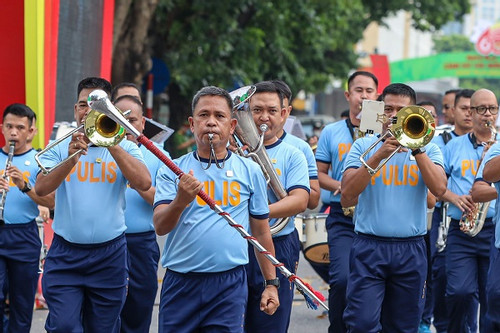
xmin=316 ymin=71 xmax=379 ymax=332
xmin=36 ymin=77 xmax=151 ymax=333
xmin=113 ymin=94 xmax=166 ymax=333
xmin=441 ymin=88 xmax=497 ymax=332
xmin=245 ymin=81 xmax=310 ymax=333
xmin=473 ymin=137 xmax=500 ymax=332
xmin=0 ymin=104 xmax=55 ymax=333
xmin=341 ymin=83 xmax=447 ymax=332
xmin=153 ymin=86 xmax=279 ymax=332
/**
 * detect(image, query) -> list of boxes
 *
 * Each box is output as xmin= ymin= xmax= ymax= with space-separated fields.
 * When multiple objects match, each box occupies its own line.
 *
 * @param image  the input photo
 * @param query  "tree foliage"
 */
xmin=112 ymin=0 xmax=470 ymax=129
xmin=432 ymin=34 xmax=475 ymax=53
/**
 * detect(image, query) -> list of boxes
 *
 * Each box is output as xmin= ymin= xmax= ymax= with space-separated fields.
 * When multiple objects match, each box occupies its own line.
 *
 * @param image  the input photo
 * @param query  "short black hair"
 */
xmin=271 ymin=80 xmax=292 ymax=102
xmin=347 ymin=71 xmax=378 ymax=91
xmin=254 ymin=81 xmax=284 ymax=107
xmin=3 ymin=103 xmax=36 ymax=126
xmin=111 ymin=82 xmax=142 ymax=102
xmin=191 ymin=86 xmax=233 ymax=114
xmin=417 ymin=101 xmax=436 ymax=109
xmin=113 ymin=95 xmax=144 ymax=115
xmin=444 ymin=89 xmax=461 ymax=96
xmin=454 ymin=89 xmax=475 ymax=106
xmin=380 ymin=83 xmax=416 ymax=104
xmin=340 ymin=110 xmax=349 ymax=118
xmin=77 ymin=77 xmax=112 ymax=100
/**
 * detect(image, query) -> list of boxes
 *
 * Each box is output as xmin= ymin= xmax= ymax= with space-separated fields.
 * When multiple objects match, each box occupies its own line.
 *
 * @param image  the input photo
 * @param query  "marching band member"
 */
xmin=35 ymin=77 xmax=151 ymax=332
xmin=442 ymin=89 xmax=460 ymax=127
xmin=428 ymin=89 xmax=478 ymax=333
xmin=272 ymin=80 xmax=320 ymax=210
xmin=315 ymin=71 xmax=378 ymax=332
xmin=111 ymin=82 xmax=143 ymax=103
xmin=153 ymin=86 xmax=279 ymax=332
xmin=0 ymin=104 xmax=55 ymax=333
xmin=114 ymin=94 xmax=165 ymax=333
xmin=245 ymin=81 xmax=310 ymax=333
xmin=439 ymin=88 xmax=497 ymax=332
xmin=341 ymin=83 xmax=446 ymax=332
xmin=474 ymin=121 xmax=500 ymax=332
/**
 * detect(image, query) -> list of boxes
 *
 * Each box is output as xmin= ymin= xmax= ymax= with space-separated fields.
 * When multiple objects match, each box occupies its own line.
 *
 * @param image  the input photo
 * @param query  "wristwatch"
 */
xmin=263 ymin=278 xmax=280 ymax=289
xmin=411 ymin=147 xmax=426 ymax=156
xmin=20 ymin=181 xmax=32 ymax=193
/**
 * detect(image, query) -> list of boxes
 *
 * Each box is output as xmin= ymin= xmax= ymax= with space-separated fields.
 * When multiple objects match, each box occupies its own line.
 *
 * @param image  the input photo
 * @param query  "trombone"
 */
xmin=35 ymin=108 xmax=129 ymax=174
xmin=360 ymin=105 xmax=436 ymax=175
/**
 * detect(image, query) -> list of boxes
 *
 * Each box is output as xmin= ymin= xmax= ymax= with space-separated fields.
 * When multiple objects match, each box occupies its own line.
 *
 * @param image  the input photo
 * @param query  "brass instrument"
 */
xmin=230 ymin=86 xmax=290 ymax=235
xmin=436 ymin=202 xmax=451 ymax=252
xmin=360 ymin=106 xmax=436 ymax=175
xmin=36 ymin=215 xmax=48 ymax=273
xmin=0 ymin=141 xmax=16 ymax=224
xmin=35 ymin=109 xmax=129 ymax=174
xmin=459 ymin=121 xmax=497 ymax=237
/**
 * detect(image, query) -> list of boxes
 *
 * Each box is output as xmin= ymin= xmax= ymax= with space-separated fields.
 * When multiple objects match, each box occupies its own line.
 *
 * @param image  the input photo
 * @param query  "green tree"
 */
xmin=432 ymin=34 xmax=475 ymax=53
xmin=112 ymin=0 xmax=470 ymax=130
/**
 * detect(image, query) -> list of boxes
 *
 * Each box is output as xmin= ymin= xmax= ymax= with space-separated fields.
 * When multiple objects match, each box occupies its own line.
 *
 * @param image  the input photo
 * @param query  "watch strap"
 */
xmin=264 ymin=278 xmax=280 ymax=288
xmin=20 ymin=181 xmax=32 ymax=193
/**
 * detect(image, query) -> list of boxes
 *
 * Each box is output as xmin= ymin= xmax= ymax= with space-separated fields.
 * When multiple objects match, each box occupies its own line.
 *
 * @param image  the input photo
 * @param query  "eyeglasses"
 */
xmin=470 ymin=105 xmax=499 ymax=115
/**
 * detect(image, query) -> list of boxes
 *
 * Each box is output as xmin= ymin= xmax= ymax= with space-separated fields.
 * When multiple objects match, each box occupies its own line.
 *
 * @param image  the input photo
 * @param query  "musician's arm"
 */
xmin=427 ymin=190 xmax=436 ymax=209
xmin=340 ymin=167 xmax=368 ymax=208
xmin=26 ymin=189 xmax=55 ymax=209
xmin=341 ymin=138 xmax=399 ymax=207
xmin=153 ymin=170 xmax=202 ymax=236
xmin=268 ymin=188 xmax=308 ymax=219
xmin=413 ymin=153 xmax=447 ymax=198
xmin=483 ymin=155 xmax=500 ymax=183
xmin=471 ymin=180 xmax=497 ymax=203
xmin=108 ymin=145 xmax=151 ymax=192
xmin=250 ymin=216 xmax=279 ymax=315
xmin=134 ymin=186 xmax=155 ymax=205
xmin=308 ymin=179 xmax=320 ymax=209
xmin=317 ymin=161 xmax=340 ymax=192
xmin=35 ymin=159 xmax=77 ymax=196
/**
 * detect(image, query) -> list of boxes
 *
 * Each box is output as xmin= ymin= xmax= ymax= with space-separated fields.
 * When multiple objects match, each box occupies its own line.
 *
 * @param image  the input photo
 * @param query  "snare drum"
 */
xmin=303 ymin=214 xmax=329 ymax=264
xmin=294 ymin=214 xmax=304 ymax=243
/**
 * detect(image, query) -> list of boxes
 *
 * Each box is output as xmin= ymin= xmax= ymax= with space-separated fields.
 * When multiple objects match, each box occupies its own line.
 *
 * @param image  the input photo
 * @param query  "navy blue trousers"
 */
xmin=246 ymin=229 xmax=300 ymax=333
xmin=446 ymin=219 xmax=493 ymax=333
xmin=121 ymin=231 xmax=160 ymax=333
xmin=487 ymin=244 xmax=500 ymax=331
xmin=430 ymin=208 xmax=479 ymax=332
xmin=42 ymin=233 xmax=128 ymax=333
xmin=159 ymin=266 xmax=247 ymax=333
xmin=326 ymin=203 xmax=354 ymax=333
xmin=344 ymin=233 xmax=427 ymax=333
xmin=0 ymin=221 xmax=40 ymax=333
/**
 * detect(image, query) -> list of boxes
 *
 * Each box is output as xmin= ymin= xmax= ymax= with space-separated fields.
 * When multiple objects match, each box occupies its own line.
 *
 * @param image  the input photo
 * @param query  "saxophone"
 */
xmin=459 ymin=121 xmax=497 ymax=237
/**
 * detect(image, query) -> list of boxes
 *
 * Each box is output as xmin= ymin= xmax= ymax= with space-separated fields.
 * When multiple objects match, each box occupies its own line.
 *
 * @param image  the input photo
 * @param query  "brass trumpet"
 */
xmin=360 ymin=105 xmax=436 ymax=175
xmin=35 ymin=109 xmax=128 ymax=174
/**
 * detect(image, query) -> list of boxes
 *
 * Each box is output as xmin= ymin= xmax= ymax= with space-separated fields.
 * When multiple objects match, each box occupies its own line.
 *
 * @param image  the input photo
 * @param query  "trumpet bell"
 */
xmin=391 ymin=106 xmax=436 ymax=149
xmin=84 ymin=110 xmax=126 ymax=147
xmin=360 ymin=105 xmax=436 ymax=176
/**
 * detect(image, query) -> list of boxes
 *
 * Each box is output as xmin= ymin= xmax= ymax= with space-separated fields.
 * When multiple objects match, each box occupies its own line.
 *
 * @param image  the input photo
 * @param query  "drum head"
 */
xmin=304 ymin=244 xmax=329 ymax=264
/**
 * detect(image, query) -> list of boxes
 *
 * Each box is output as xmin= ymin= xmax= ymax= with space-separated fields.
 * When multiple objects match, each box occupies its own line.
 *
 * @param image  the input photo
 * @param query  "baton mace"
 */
xmin=88 ymin=90 xmax=328 ymax=311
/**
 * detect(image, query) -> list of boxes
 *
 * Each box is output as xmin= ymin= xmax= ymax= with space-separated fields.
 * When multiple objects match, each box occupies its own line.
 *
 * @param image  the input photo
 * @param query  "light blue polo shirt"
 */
xmin=38 ymin=136 xmax=145 ymax=244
